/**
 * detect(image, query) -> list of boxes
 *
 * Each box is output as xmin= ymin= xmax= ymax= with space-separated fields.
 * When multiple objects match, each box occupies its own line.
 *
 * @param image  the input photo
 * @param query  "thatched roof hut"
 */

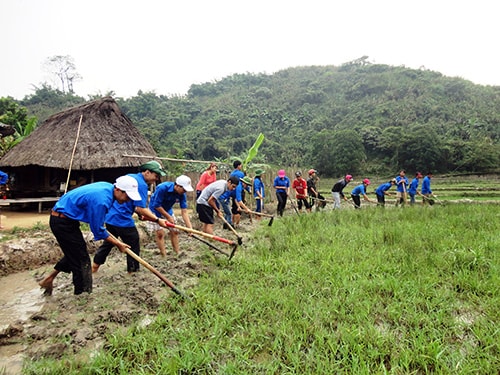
xmin=0 ymin=97 xmax=158 ymax=198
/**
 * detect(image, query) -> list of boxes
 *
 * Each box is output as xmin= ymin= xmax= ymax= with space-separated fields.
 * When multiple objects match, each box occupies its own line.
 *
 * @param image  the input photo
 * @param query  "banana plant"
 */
xmin=242 ymin=133 xmax=264 ymax=171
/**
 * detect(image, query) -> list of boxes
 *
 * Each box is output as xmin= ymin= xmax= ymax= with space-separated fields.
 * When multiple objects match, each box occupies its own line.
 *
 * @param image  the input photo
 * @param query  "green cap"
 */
xmin=254 ymin=169 xmax=264 ymax=177
xmin=240 ymin=176 xmax=253 ymax=185
xmin=140 ymin=160 xmax=166 ymax=176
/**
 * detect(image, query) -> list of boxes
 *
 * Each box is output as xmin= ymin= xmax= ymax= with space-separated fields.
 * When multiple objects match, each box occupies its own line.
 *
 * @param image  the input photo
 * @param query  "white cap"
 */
xmin=175 ymin=175 xmax=194 ymax=192
xmin=115 ymin=175 xmax=141 ymax=201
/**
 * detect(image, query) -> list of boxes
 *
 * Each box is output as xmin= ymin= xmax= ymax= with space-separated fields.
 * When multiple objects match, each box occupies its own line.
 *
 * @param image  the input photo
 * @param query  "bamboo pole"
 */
xmin=123 ymin=154 xmax=224 ymax=165
xmin=64 ymin=114 xmax=83 ymax=194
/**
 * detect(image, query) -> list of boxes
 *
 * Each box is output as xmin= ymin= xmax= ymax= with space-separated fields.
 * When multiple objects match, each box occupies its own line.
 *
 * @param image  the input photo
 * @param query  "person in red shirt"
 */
xmin=195 ymin=162 xmax=218 ymax=199
xmin=292 ymin=171 xmax=311 ymax=213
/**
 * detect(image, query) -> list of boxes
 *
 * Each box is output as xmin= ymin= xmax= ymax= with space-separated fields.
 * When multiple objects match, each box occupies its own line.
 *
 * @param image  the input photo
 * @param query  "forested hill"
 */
xmin=20 ymin=60 xmax=500 ymax=176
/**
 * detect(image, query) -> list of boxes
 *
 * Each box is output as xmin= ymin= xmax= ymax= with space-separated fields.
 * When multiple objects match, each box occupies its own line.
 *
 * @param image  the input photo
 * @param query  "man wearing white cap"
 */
xmin=148 ymin=175 xmax=194 ymax=256
xmin=38 ymin=175 xmax=141 ymax=296
xmin=93 ymin=160 xmax=169 ymax=274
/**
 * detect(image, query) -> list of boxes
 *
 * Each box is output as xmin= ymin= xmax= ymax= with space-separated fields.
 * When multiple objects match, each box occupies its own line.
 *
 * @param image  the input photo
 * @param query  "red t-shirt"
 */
xmin=195 ymin=171 xmax=217 ymax=191
xmin=292 ymin=178 xmax=307 ymax=199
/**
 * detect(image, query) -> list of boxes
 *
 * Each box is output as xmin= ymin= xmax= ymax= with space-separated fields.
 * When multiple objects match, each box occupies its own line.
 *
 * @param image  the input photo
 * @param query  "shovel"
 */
xmin=163 ymin=221 xmax=239 ymax=260
xmin=108 ymin=234 xmax=188 ymax=298
xmin=190 ymin=234 xmax=230 ymax=257
xmin=247 ymin=210 xmax=274 ymax=226
xmin=220 ymin=216 xmax=243 ymax=245
xmin=310 ymin=196 xmax=335 ymax=204
xmin=289 ymin=199 xmax=300 ymax=215
xmin=432 ymin=195 xmax=445 ymax=205
xmin=123 ymin=248 xmax=188 ymax=298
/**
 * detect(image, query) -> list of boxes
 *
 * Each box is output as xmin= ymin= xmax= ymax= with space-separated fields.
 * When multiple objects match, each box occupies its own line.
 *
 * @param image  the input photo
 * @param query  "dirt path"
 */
xmin=0 ymin=213 xmax=259 ymax=374
xmin=0 ymin=210 xmax=50 ymax=232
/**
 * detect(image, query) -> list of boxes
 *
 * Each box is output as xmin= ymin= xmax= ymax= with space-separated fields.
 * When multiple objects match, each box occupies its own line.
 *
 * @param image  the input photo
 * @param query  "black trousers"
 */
xmin=50 ymin=215 xmax=92 ymax=295
xmin=351 ymin=195 xmax=361 ymax=209
xmin=94 ymin=223 xmax=140 ymax=272
xmin=276 ymin=192 xmax=288 ymax=216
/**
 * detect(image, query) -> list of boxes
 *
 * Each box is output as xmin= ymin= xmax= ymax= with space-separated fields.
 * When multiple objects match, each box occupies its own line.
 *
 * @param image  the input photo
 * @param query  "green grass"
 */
xmin=24 ymin=204 xmax=500 ymax=374
xmin=318 ymin=175 xmax=500 ymax=203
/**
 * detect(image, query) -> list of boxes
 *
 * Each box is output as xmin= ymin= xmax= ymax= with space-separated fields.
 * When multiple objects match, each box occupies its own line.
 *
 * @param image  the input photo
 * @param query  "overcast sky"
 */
xmin=2 ymin=0 xmax=498 ymax=100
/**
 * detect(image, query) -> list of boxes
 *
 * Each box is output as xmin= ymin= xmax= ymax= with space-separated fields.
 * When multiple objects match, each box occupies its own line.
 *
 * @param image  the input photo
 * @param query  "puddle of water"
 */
xmin=0 ymin=271 xmax=45 ymax=332
xmin=0 ymin=344 xmax=25 ymax=375
xmin=0 ymin=271 xmax=46 ymax=375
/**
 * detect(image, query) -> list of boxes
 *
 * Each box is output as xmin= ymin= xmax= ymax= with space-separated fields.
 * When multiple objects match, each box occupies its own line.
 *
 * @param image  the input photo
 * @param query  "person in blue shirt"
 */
xmin=230 ymin=160 xmax=246 ymax=226
xmin=421 ymin=171 xmax=433 ymax=204
xmin=231 ymin=176 xmax=252 ymax=227
xmin=38 ymin=175 xmax=141 ymax=296
xmin=395 ymin=169 xmax=409 ymax=206
xmin=147 ymin=175 xmax=194 ymax=256
xmin=253 ymin=169 xmax=265 ymax=215
xmin=408 ymin=172 xmax=423 ymax=205
xmin=230 ymin=160 xmax=245 ymax=180
xmin=0 ymin=170 xmax=8 ymax=185
xmin=273 ymin=169 xmax=290 ymax=217
xmin=0 ymin=170 xmax=8 ymax=203
xmin=233 ymin=176 xmax=253 ymax=223
xmin=218 ymin=188 xmax=235 ymax=229
xmin=375 ymin=178 xmax=396 ymax=206
xmin=350 ymin=179 xmax=375 ymax=209
xmin=92 ymin=160 xmax=169 ymax=274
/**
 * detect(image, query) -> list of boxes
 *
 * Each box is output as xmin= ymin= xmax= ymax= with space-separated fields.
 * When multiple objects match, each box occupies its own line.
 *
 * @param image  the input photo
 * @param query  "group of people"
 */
xmin=329 ymin=170 xmax=434 ymax=209
xmin=39 ymin=160 xmax=196 ymax=296
xmin=38 ymin=158 xmax=435 ymax=296
xmin=272 ymin=169 xmax=327 ymax=216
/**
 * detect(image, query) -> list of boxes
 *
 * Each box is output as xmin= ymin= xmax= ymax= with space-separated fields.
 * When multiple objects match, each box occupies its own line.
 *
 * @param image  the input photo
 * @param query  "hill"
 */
xmin=14 ymin=60 xmax=500 ymax=176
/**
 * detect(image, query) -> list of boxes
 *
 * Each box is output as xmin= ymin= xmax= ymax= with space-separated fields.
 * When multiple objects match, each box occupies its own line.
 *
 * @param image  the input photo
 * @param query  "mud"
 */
xmin=0 ymin=216 xmax=258 ymax=374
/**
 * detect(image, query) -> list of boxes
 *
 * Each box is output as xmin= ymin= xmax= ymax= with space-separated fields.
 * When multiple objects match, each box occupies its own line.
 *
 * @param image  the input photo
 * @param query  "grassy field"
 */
xmin=24 ymin=203 xmax=500 ymax=374
xmin=316 ymin=174 xmax=500 ymax=203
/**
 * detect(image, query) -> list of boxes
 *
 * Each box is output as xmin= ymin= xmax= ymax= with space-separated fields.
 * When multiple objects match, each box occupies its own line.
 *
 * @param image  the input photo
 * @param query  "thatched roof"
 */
xmin=0 ymin=97 xmax=157 ymax=170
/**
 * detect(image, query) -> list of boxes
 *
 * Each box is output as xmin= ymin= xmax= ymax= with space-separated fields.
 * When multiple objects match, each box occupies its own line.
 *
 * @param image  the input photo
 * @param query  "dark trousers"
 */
xmin=276 ymin=192 xmax=288 ymax=216
xmin=255 ymin=198 xmax=263 ymax=213
xmin=377 ymin=194 xmax=386 ymax=207
xmin=351 ymin=195 xmax=361 ymax=209
xmin=50 ymin=215 xmax=92 ymax=295
xmin=94 ymin=223 xmax=140 ymax=272
xmin=297 ymin=198 xmax=310 ymax=210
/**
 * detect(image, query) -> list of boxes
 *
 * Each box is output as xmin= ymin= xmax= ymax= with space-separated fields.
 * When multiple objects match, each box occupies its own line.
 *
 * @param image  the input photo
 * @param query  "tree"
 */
xmin=0 ymin=97 xmax=38 ymax=156
xmin=43 ymin=55 xmax=82 ymax=93
xmin=311 ymin=129 xmax=365 ymax=177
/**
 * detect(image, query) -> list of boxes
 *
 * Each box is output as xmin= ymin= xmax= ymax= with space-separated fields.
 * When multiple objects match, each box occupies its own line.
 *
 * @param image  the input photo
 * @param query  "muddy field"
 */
xmin=0 ymin=212 xmax=258 ymax=374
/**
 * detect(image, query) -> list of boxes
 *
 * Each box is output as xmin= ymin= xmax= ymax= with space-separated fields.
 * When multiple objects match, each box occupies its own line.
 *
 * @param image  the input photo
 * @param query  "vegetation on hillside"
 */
xmin=2 ymin=59 xmax=500 ymax=176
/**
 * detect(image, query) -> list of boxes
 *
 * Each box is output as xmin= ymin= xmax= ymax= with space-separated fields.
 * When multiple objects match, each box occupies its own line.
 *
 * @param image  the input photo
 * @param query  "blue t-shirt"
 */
xmin=273 ymin=176 xmax=290 ymax=193
xmin=105 ymin=172 xmax=148 ymax=227
xmin=149 ymin=181 xmax=188 ymax=217
xmin=395 ymin=176 xmax=409 ymax=193
xmin=52 ymin=182 xmax=115 ymax=241
xmin=253 ymin=177 xmax=265 ymax=199
xmin=421 ymin=176 xmax=432 ymax=194
xmin=408 ymin=177 xmax=419 ymax=195
xmin=0 ymin=170 xmax=8 ymax=185
xmin=375 ymin=182 xmax=392 ymax=197
xmin=230 ymin=169 xmax=245 ymax=180
xmin=351 ymin=184 xmax=366 ymax=196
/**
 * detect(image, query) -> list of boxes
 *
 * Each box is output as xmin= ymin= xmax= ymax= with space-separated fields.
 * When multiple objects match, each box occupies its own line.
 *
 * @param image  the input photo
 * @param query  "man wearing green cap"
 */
xmin=232 ymin=176 xmax=253 ymax=226
xmin=93 ymin=160 xmax=169 ymax=274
